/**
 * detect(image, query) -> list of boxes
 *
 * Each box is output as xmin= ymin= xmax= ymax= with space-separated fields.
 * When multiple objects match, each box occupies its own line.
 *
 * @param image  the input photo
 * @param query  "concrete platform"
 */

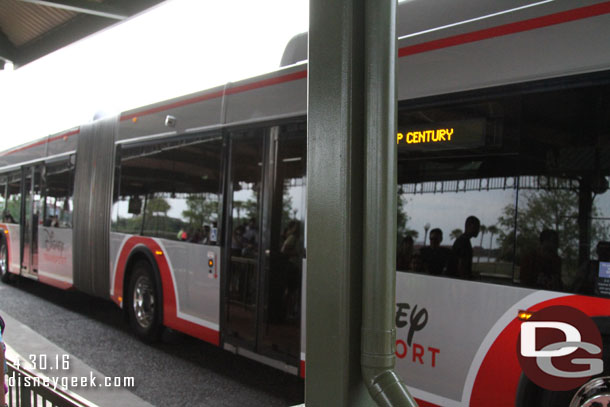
xmin=2 ymin=311 xmax=153 ymax=407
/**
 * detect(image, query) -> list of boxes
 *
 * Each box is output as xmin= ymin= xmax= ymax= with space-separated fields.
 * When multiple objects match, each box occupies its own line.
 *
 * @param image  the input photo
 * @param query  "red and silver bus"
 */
xmin=1 ymin=0 xmax=610 ymax=405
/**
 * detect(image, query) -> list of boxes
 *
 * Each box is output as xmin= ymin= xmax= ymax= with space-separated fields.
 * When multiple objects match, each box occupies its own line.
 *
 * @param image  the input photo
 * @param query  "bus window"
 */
xmin=5 ymin=172 xmax=21 ymax=224
xmin=111 ymin=135 xmax=223 ymax=244
xmin=397 ymin=80 xmax=610 ymax=296
xmin=0 ymin=177 xmax=6 ymax=220
xmin=43 ymin=159 xmax=74 ymax=228
xmin=260 ymin=123 xmax=306 ymax=359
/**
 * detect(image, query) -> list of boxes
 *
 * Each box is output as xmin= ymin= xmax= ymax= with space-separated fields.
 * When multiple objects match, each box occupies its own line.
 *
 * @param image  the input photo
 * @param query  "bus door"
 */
xmin=223 ymin=123 xmax=306 ymax=367
xmin=21 ymin=165 xmax=42 ymax=277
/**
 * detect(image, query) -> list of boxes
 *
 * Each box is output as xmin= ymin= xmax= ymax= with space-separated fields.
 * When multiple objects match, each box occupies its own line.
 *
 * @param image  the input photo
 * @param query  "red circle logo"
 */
xmin=516 ymin=305 xmax=603 ymax=391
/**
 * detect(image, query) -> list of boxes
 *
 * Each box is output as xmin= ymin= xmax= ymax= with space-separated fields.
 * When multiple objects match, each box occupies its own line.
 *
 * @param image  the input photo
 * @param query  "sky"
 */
xmin=0 ymin=0 xmax=309 ymax=152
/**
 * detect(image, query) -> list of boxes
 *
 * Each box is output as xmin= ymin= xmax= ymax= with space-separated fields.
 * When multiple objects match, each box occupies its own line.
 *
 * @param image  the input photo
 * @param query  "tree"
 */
xmin=450 ymin=229 xmax=463 ymax=242
xmin=478 ymin=224 xmax=487 ymax=262
xmin=4 ymin=196 xmax=21 ymax=222
xmin=405 ymin=229 xmax=419 ymax=239
xmin=182 ymin=194 xmax=219 ymax=228
xmin=487 ymin=225 xmax=499 ymax=253
xmin=495 ymin=188 xmax=608 ymax=277
xmin=396 ymin=193 xmax=410 ymax=240
xmin=144 ymin=197 xmax=172 ymax=237
xmin=145 ymin=197 xmax=170 ymax=218
xmin=478 ymin=225 xmax=487 ymax=248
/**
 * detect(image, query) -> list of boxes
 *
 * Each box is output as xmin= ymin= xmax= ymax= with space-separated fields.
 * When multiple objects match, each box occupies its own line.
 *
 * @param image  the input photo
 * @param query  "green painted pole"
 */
xmin=361 ymin=1 xmax=417 ymax=405
xmin=307 ymin=0 xmax=417 ymax=405
xmin=306 ymin=0 xmax=370 ymax=405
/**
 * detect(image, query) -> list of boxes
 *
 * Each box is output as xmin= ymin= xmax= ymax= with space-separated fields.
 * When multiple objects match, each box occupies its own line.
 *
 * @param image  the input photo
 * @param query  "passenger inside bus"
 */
xmin=241 ymin=218 xmax=258 ymax=257
xmin=448 ymin=216 xmax=480 ymax=279
xmin=520 ymin=229 xmax=563 ymax=290
xmin=573 ymin=241 xmax=610 ymax=295
xmin=43 ymin=215 xmax=59 ymax=227
xmin=420 ymin=228 xmax=451 ymax=275
xmin=395 ymin=79 xmax=610 ymax=296
xmin=231 ymin=225 xmax=245 ymax=255
xmin=410 ymin=253 xmax=425 ymax=273
xmin=2 ymin=211 xmax=14 ymax=223
xmin=396 ymin=235 xmax=414 ymax=271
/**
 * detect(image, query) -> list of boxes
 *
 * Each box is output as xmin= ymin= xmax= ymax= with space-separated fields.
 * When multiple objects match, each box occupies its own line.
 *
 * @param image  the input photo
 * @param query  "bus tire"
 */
xmin=127 ymin=260 xmax=162 ymax=342
xmin=0 ymin=240 xmax=10 ymax=283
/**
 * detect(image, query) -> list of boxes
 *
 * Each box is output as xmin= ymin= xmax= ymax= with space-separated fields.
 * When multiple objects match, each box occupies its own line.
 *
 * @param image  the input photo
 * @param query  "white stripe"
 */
xmin=398 ymin=0 xmax=555 ymax=40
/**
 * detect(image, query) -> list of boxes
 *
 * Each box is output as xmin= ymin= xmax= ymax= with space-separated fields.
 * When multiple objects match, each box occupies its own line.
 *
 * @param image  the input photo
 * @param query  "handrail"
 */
xmin=5 ymin=358 xmax=97 ymax=407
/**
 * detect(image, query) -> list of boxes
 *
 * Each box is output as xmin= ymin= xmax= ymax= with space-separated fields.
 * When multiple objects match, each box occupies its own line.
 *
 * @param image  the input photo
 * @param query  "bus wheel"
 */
xmin=127 ymin=261 xmax=162 ymax=342
xmin=0 ymin=241 xmax=10 ymax=283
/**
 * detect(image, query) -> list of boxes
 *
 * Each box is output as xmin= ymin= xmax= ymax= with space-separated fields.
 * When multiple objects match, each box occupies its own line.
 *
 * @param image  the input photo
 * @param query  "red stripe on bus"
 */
xmin=112 ymin=236 xmax=220 ymax=346
xmin=399 ymin=2 xmax=610 ymax=58
xmin=165 ymin=318 xmax=219 ymax=347
xmin=120 ymin=90 xmax=224 ymax=122
xmin=120 ymin=70 xmax=307 ymax=122
xmin=0 ymin=225 xmax=18 ymax=276
xmin=0 ymin=225 xmax=10 ymax=275
xmin=224 ymin=69 xmax=307 ymax=96
xmin=5 ymin=4 xmax=608 ymax=157
xmin=113 ymin=237 xmax=178 ymax=317
xmin=470 ymin=317 xmax=521 ymax=406
xmin=469 ymin=294 xmax=610 ymax=406
xmin=300 ymin=360 xmax=305 ymax=378
xmin=0 ymin=129 xmax=80 ymax=157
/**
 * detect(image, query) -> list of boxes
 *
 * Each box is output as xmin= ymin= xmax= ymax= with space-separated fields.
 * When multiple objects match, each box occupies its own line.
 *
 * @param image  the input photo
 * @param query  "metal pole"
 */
xmin=307 ymin=0 xmax=369 ymax=405
xmin=308 ymin=0 xmax=417 ymax=405
xmin=360 ymin=1 xmax=418 ymax=406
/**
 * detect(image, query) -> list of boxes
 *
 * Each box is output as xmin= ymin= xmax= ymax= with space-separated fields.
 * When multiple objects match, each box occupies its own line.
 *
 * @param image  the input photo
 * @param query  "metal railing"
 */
xmin=5 ymin=359 xmax=96 ymax=407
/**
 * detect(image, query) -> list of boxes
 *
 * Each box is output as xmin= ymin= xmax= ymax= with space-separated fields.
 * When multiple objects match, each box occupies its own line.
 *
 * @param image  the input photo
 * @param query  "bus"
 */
xmin=1 ymin=0 xmax=610 ymax=405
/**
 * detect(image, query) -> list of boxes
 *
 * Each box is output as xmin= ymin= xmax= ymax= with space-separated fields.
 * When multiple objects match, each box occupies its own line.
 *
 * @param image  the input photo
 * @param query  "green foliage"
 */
xmin=4 ymin=196 xmax=21 ymax=222
xmin=233 ymin=199 xmax=257 ymax=226
xmin=112 ymin=194 xmax=221 ymax=240
xmin=405 ymin=229 xmax=419 ymax=239
xmin=478 ymin=224 xmax=487 ymax=249
xmin=182 ymin=194 xmax=219 ymax=227
xmin=397 ymin=193 xmax=414 ymax=244
xmin=146 ymin=197 xmax=170 ymax=217
xmin=280 ymin=185 xmax=300 ymax=233
xmin=487 ymin=225 xmax=499 ymax=249
xmin=450 ymin=229 xmax=463 ymax=242
xmin=496 ymin=188 xmax=608 ymax=271
xmin=112 ymin=215 xmax=142 ymax=235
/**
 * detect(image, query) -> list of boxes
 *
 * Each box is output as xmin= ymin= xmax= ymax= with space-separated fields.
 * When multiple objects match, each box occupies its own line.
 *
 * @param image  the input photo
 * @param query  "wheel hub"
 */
xmin=0 ymin=244 xmax=7 ymax=276
xmin=570 ymin=377 xmax=610 ymax=407
xmin=132 ymin=275 xmax=155 ymax=329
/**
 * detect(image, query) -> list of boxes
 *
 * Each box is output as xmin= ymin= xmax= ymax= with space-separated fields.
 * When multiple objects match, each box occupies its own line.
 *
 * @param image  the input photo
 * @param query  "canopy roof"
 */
xmin=0 ymin=0 xmax=165 ymax=69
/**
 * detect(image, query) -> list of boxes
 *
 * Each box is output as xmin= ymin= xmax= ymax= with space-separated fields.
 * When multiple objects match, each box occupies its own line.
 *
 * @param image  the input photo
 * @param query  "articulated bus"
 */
xmin=1 ymin=0 xmax=610 ymax=405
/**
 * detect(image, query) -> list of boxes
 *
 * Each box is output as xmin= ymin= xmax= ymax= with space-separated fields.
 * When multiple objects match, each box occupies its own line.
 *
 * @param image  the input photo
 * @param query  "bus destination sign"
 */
xmin=397 ymin=118 xmax=487 ymax=151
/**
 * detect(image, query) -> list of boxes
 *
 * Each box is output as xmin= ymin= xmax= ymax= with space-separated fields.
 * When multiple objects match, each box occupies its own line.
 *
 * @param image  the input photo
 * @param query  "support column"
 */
xmin=306 ymin=0 xmax=368 ymax=405
xmin=307 ymin=0 xmax=417 ymax=406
